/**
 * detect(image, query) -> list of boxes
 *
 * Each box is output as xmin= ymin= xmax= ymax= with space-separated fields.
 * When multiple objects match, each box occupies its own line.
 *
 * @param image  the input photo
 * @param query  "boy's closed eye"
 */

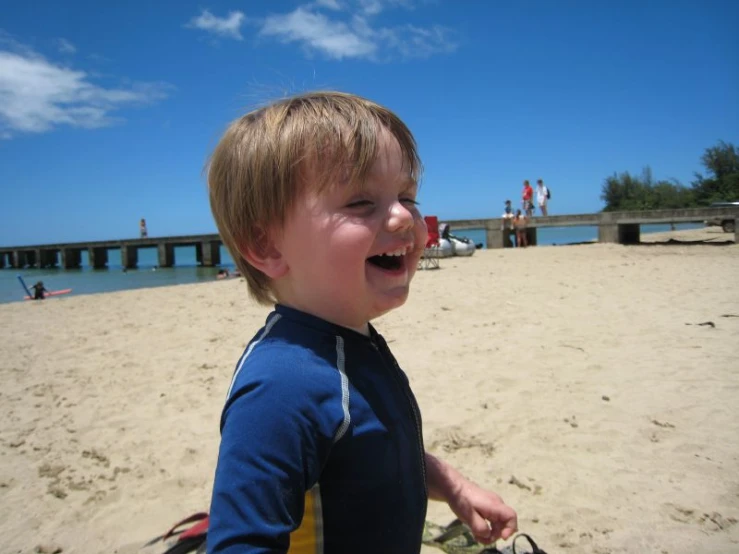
xmin=346 ymin=199 xmax=374 ymax=209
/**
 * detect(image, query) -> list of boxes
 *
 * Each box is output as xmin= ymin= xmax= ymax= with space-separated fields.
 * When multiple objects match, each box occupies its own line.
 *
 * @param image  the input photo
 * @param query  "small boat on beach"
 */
xmin=421 ymin=220 xmax=477 ymax=259
xmin=449 ymin=235 xmax=476 ymax=256
xmin=441 ymin=223 xmax=476 ymax=257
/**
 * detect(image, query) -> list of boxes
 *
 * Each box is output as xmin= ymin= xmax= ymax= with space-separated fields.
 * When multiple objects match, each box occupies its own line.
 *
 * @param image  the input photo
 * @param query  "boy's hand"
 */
xmin=446 ymin=479 xmax=518 ymax=544
xmin=425 ymin=452 xmax=517 ymax=544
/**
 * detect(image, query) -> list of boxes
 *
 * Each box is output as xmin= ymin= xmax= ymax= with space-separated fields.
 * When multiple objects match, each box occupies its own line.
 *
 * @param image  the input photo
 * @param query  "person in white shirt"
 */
xmin=536 ymin=179 xmax=549 ymax=216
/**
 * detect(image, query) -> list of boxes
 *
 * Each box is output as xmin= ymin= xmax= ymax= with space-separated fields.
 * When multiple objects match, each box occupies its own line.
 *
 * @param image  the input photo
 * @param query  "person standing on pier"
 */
xmin=522 ymin=180 xmax=534 ymax=217
xmin=140 ymin=218 xmax=148 ymax=238
xmin=536 ymin=179 xmax=549 ymax=216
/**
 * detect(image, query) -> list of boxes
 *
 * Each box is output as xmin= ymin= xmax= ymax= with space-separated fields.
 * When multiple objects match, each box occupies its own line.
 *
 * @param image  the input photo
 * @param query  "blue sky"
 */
xmin=1 ymin=0 xmax=737 ymax=246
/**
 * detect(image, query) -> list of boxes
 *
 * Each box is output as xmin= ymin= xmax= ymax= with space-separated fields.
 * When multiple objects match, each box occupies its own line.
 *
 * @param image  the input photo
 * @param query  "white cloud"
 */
xmin=261 ymin=8 xmax=376 ymax=59
xmin=258 ymin=2 xmax=456 ymax=61
xmin=358 ymin=0 xmax=384 ymax=15
xmin=378 ymin=24 xmax=456 ymax=58
xmin=57 ymin=38 xmax=77 ymax=54
xmin=358 ymin=0 xmax=415 ymax=15
xmin=186 ymin=10 xmax=245 ymax=40
xmin=0 ymin=48 xmax=170 ymax=138
xmin=315 ymin=0 xmax=343 ymax=10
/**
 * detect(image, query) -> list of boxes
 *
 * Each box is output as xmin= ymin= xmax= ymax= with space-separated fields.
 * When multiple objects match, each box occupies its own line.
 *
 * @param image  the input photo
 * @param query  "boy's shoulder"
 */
xmin=221 ymin=309 xmax=360 ymax=435
xmin=226 ymin=309 xmax=346 ymax=397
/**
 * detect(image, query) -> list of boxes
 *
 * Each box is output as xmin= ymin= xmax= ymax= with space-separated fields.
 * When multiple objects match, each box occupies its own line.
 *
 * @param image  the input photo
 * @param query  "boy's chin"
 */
xmin=368 ymin=289 xmax=410 ymax=318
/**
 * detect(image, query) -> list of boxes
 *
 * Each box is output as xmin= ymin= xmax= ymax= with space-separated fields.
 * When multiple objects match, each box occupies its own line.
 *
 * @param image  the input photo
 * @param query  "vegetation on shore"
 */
xmin=601 ymin=141 xmax=739 ymax=211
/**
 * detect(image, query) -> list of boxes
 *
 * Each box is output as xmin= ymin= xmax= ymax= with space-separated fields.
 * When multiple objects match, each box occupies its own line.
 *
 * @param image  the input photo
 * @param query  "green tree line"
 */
xmin=601 ymin=141 xmax=739 ymax=211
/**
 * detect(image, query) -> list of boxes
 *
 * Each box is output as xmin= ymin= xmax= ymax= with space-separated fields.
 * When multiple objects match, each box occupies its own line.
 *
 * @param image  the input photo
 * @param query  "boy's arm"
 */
xmin=425 ymin=451 xmax=518 ymax=544
xmin=208 ymin=365 xmax=337 ymax=554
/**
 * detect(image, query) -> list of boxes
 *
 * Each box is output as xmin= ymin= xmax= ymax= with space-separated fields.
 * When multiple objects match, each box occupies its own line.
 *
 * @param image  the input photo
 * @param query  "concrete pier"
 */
xmin=88 ymin=247 xmax=108 ymax=269
xmin=197 ymin=241 xmax=221 ymax=267
xmin=121 ymin=246 xmax=138 ymax=269
xmin=36 ymin=249 xmax=58 ymax=268
xmin=13 ymin=250 xmax=28 ymax=268
xmin=62 ymin=248 xmax=82 ymax=269
xmin=454 ymin=206 xmax=738 ymax=249
xmin=0 ymin=234 xmax=227 ymax=270
xmin=158 ymin=243 xmax=175 ymax=267
xmin=598 ymin=223 xmax=641 ymax=244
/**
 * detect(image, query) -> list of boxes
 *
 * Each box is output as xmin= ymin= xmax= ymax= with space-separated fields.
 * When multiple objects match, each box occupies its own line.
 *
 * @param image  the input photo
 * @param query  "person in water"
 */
xmin=205 ymin=91 xmax=518 ymax=553
xmin=31 ymin=281 xmax=48 ymax=300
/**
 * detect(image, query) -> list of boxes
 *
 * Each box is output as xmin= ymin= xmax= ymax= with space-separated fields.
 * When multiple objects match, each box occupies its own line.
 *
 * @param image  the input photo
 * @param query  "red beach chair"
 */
xmin=418 ymin=215 xmax=441 ymax=270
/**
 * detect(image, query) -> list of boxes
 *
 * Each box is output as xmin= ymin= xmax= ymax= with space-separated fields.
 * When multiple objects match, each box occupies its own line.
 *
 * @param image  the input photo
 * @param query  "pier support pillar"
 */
xmin=44 ymin=250 xmax=59 ymax=267
xmin=121 ymin=246 xmax=138 ymax=269
xmin=24 ymin=250 xmax=37 ymax=268
xmin=526 ymin=227 xmax=538 ymax=246
xmin=89 ymin=247 xmax=109 ymax=269
xmin=0 ymin=253 xmax=5 ymax=268
xmin=598 ymin=224 xmax=619 ymax=244
xmin=198 ymin=241 xmax=221 ymax=266
xmin=12 ymin=250 xmax=28 ymax=268
xmin=503 ymin=227 xmax=515 ymax=248
xmin=599 ymin=223 xmax=640 ymax=245
xmin=33 ymin=249 xmax=56 ymax=268
xmin=157 ymin=243 xmax=175 ymax=268
xmin=61 ymin=248 xmax=82 ymax=269
xmin=619 ymin=223 xmax=640 ymax=244
xmin=485 ymin=227 xmax=505 ymax=249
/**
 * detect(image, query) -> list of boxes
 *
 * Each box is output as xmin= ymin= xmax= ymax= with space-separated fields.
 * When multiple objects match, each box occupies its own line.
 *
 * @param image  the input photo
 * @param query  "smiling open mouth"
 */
xmin=367 ymin=253 xmax=404 ymax=271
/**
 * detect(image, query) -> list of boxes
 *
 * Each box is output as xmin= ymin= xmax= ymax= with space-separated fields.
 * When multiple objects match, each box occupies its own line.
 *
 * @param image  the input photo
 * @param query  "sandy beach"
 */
xmin=1 ymin=228 xmax=737 ymax=554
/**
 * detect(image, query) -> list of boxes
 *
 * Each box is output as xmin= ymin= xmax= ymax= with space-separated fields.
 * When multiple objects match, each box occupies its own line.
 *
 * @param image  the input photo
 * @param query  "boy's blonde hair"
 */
xmin=207 ymin=91 xmax=421 ymax=305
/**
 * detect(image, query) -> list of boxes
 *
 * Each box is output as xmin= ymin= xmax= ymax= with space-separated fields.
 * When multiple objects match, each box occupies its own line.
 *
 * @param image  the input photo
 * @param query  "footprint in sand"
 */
xmin=663 ymin=503 xmax=737 ymax=532
xmin=427 ymin=426 xmax=496 ymax=457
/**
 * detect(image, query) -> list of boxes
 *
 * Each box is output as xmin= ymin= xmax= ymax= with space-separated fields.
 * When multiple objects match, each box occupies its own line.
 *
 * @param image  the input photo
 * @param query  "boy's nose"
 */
xmin=386 ymin=201 xmax=415 ymax=233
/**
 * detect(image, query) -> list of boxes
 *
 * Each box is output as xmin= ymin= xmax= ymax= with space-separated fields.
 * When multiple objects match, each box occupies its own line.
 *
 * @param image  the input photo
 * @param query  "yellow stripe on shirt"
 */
xmin=288 ymin=485 xmax=324 ymax=554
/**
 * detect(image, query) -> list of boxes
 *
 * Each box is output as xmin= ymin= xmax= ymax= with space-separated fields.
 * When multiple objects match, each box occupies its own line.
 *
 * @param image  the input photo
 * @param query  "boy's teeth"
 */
xmin=382 ymin=247 xmax=407 ymax=257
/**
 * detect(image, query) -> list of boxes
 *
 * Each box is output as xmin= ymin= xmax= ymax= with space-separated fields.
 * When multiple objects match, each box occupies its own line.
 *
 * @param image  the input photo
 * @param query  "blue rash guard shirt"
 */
xmin=207 ymin=305 xmax=428 ymax=554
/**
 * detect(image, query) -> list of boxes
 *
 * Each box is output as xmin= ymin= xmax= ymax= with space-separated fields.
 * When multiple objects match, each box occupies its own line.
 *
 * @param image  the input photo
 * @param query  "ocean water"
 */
xmin=1 ymin=224 xmax=702 ymax=304
xmin=2 ymin=245 xmax=237 ymax=305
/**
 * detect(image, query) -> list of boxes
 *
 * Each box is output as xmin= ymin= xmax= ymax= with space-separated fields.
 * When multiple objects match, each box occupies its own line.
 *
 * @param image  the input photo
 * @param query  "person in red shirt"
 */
xmin=521 ymin=180 xmax=534 ymax=217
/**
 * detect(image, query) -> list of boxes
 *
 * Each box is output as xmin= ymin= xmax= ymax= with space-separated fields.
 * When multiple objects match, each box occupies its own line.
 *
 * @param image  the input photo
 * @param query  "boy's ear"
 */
xmin=237 ymin=227 xmax=288 ymax=279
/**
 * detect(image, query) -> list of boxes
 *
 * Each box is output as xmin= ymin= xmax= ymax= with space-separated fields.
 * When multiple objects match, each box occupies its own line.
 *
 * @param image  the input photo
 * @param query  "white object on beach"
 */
xmin=424 ymin=238 xmax=454 ymax=258
xmin=449 ymin=237 xmax=475 ymax=257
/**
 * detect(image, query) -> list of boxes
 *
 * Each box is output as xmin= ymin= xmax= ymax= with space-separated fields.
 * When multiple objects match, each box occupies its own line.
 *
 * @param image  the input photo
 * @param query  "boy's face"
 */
xmin=274 ymin=129 xmax=426 ymax=332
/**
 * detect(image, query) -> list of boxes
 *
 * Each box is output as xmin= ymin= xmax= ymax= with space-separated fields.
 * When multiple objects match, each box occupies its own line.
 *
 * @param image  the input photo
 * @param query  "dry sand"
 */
xmin=1 ymin=228 xmax=738 ymax=554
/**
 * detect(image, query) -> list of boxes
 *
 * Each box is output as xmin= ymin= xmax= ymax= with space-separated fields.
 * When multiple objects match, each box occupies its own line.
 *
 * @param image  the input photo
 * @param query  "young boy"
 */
xmin=206 ymin=91 xmax=517 ymax=553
